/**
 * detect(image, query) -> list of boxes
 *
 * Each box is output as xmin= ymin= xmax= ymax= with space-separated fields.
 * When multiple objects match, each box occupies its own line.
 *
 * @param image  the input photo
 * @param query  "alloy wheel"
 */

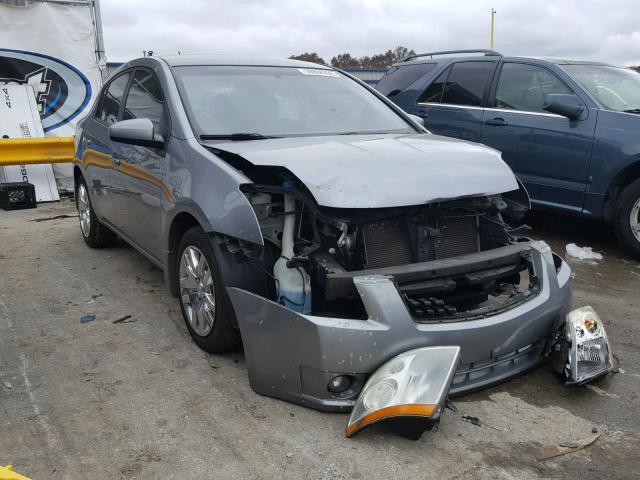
xmin=631 ymin=197 xmax=640 ymax=243
xmin=179 ymin=246 xmax=216 ymax=336
xmin=78 ymin=183 xmax=91 ymax=237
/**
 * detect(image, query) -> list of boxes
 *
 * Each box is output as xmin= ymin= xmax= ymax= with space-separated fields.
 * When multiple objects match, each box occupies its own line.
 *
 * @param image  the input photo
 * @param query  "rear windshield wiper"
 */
xmin=623 ymin=109 xmax=640 ymax=114
xmin=200 ymin=133 xmax=276 ymax=141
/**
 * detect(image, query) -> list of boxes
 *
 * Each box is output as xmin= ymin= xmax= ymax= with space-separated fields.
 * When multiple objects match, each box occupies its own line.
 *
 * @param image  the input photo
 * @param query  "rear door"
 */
xmin=109 ymin=68 xmax=168 ymax=261
xmin=481 ymin=62 xmax=596 ymax=212
xmin=407 ymin=60 xmax=497 ymax=143
xmin=79 ymin=71 xmax=132 ymax=223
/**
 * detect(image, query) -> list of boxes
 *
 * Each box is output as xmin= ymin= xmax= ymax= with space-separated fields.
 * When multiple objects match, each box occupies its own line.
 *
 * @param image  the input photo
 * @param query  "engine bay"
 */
xmin=237 ymin=175 xmax=536 ymax=321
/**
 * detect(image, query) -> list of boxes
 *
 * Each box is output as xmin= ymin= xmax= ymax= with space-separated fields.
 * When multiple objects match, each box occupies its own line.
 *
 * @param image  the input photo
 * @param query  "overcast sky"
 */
xmin=101 ymin=0 xmax=640 ymax=66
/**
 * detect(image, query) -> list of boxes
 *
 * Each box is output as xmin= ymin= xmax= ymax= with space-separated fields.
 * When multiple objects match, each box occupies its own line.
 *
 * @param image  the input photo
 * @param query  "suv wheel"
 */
xmin=76 ymin=177 xmax=117 ymax=248
xmin=177 ymin=227 xmax=241 ymax=353
xmin=614 ymin=178 xmax=640 ymax=257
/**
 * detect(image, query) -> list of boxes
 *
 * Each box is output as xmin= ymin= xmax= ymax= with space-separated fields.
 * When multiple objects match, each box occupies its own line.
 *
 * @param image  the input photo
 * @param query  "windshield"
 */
xmin=173 ymin=65 xmax=416 ymax=138
xmin=563 ymin=64 xmax=640 ymax=112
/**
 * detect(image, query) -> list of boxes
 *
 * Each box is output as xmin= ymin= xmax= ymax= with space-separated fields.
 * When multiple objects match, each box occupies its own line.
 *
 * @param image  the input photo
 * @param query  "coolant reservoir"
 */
xmin=273 ymin=185 xmax=312 ymax=313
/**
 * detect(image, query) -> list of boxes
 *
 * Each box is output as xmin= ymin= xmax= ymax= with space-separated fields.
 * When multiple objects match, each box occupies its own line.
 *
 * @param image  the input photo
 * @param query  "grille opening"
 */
xmin=403 ymin=257 xmax=539 ymax=322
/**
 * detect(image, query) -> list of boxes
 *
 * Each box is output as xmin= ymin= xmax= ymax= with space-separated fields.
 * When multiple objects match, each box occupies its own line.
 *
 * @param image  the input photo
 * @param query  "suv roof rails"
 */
xmin=402 ymin=49 xmax=502 ymax=62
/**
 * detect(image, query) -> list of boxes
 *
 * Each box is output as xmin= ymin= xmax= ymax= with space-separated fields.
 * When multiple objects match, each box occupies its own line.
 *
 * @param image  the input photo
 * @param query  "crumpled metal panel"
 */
xmin=207 ymin=133 xmax=518 ymax=209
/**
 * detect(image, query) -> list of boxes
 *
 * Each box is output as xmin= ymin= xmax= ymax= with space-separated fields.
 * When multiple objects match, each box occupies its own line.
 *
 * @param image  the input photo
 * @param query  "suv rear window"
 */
xmin=376 ymin=63 xmax=436 ymax=97
xmin=419 ymin=62 xmax=495 ymax=107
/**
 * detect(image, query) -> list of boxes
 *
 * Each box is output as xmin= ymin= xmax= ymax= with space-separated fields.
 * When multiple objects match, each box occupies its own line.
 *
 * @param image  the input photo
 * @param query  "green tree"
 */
xmin=288 ymin=52 xmax=326 ymax=65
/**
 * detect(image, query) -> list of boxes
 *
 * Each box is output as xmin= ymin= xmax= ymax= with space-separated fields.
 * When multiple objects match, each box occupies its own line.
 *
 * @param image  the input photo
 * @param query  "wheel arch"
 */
xmin=166 ymin=211 xmax=204 ymax=296
xmin=604 ymin=159 xmax=640 ymax=221
xmin=73 ymin=165 xmax=83 ymax=192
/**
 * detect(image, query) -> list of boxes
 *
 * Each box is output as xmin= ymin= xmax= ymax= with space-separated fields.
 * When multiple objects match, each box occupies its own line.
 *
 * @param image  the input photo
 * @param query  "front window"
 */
xmin=173 ymin=66 xmax=416 ymax=138
xmin=493 ymin=63 xmax=571 ymax=112
xmin=563 ymin=64 xmax=640 ymax=112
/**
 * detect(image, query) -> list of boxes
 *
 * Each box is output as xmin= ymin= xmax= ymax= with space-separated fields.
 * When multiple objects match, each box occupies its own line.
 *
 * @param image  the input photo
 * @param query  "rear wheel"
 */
xmin=176 ymin=227 xmax=241 ymax=353
xmin=76 ymin=177 xmax=117 ymax=248
xmin=614 ymin=178 xmax=640 ymax=257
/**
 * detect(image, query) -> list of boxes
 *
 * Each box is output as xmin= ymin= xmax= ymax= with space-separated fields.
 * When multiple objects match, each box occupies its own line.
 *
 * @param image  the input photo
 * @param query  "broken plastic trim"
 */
xmin=345 ymin=346 xmax=461 ymax=439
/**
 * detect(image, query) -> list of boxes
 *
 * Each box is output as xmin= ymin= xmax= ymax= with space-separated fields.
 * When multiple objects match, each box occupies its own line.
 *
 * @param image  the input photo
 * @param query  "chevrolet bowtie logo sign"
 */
xmin=0 ymin=68 xmax=52 ymax=113
xmin=0 ymin=49 xmax=92 ymax=132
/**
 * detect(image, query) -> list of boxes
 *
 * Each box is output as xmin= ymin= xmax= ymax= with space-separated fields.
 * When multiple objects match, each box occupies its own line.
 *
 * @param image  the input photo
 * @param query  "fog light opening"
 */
xmin=327 ymin=375 xmax=354 ymax=394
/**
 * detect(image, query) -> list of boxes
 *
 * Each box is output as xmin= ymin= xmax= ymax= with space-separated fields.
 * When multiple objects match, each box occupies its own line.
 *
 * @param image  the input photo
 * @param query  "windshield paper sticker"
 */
xmin=298 ymin=68 xmax=341 ymax=77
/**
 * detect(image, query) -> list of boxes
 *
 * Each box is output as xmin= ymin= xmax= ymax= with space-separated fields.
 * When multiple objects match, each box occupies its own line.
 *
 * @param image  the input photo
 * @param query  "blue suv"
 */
xmin=376 ymin=49 xmax=640 ymax=256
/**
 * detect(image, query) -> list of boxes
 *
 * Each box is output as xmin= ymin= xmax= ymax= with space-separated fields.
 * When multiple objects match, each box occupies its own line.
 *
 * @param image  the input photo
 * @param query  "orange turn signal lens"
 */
xmin=345 ymin=403 xmax=437 ymax=437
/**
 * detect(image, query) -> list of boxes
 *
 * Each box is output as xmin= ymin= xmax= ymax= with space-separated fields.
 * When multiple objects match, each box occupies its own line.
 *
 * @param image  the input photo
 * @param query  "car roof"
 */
xmin=394 ymin=54 xmax=616 ymax=68
xmin=155 ymin=54 xmax=332 ymax=70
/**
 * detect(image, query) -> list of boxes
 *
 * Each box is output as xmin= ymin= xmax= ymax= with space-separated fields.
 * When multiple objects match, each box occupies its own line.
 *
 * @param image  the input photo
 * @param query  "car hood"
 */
xmin=205 ymin=134 xmax=518 ymax=209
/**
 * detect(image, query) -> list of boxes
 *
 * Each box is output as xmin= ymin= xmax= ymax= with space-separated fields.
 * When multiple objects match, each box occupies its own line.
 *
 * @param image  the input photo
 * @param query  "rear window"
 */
xmin=419 ymin=62 xmax=495 ymax=107
xmin=376 ymin=63 xmax=436 ymax=97
xmin=441 ymin=62 xmax=495 ymax=106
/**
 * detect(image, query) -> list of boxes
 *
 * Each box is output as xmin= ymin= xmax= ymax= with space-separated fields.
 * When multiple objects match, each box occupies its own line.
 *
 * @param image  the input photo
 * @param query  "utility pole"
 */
xmin=490 ymin=8 xmax=496 ymax=50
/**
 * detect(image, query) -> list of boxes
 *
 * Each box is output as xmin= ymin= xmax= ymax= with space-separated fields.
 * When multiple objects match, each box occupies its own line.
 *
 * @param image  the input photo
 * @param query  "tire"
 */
xmin=176 ymin=227 xmax=241 ymax=353
xmin=614 ymin=178 xmax=640 ymax=258
xmin=76 ymin=176 xmax=117 ymax=248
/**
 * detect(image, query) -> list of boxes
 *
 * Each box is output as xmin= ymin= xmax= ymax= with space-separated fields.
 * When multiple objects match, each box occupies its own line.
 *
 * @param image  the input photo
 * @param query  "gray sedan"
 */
xmin=73 ymin=55 xmax=613 ymax=438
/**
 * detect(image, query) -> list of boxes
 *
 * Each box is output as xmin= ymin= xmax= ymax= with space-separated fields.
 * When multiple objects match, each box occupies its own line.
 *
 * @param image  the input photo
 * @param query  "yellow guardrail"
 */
xmin=0 ymin=465 xmax=31 ymax=480
xmin=0 ymin=137 xmax=75 ymax=166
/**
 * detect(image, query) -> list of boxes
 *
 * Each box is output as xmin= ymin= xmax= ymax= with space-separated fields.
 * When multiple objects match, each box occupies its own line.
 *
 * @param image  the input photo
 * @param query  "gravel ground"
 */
xmin=1 ymin=198 xmax=639 ymax=479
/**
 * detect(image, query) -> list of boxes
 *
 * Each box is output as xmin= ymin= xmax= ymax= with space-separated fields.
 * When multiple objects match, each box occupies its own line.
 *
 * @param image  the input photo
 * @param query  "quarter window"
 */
xmin=98 ymin=72 xmax=131 ymax=126
xmin=418 ymin=67 xmax=449 ymax=103
xmin=123 ymin=70 xmax=165 ymax=133
xmin=493 ymin=63 xmax=571 ymax=112
xmin=376 ymin=63 xmax=436 ymax=97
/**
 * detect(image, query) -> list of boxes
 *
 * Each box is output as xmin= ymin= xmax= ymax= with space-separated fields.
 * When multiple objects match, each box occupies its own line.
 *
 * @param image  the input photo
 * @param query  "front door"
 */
xmin=481 ymin=62 xmax=596 ymax=212
xmin=110 ymin=69 xmax=168 ymax=262
xmin=79 ymin=71 xmax=132 ymax=223
xmin=407 ymin=60 xmax=497 ymax=144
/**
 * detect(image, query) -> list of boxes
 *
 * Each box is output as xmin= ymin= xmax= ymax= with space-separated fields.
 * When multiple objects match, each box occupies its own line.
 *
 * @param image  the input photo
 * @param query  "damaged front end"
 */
xmin=207 ymin=138 xmax=614 ymax=438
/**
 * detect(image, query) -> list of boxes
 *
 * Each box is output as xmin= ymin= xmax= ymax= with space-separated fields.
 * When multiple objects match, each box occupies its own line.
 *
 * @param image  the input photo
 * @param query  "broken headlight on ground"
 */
xmin=345 ymin=346 xmax=461 ymax=439
xmin=553 ymin=306 xmax=614 ymax=384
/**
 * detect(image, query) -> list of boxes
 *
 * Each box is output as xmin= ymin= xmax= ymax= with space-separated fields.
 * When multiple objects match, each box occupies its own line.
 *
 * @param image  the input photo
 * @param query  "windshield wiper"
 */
xmin=623 ymin=109 xmax=640 ymax=114
xmin=200 ymin=133 xmax=277 ymax=141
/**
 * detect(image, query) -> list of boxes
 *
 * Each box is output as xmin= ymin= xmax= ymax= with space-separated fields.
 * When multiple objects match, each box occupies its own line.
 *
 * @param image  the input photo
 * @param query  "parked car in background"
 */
xmin=377 ymin=49 xmax=640 ymax=257
xmin=71 ymin=56 xmax=611 ymax=436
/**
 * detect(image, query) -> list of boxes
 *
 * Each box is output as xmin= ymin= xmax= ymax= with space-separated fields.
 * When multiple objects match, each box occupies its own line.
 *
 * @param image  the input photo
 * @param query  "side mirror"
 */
xmin=543 ymin=94 xmax=586 ymax=120
xmin=407 ymin=113 xmax=425 ymax=127
xmin=109 ymin=118 xmax=164 ymax=148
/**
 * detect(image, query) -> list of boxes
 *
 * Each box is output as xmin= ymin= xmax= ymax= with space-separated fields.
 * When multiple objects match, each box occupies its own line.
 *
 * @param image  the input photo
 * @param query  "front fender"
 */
xmin=163 ymin=138 xmax=263 ymax=246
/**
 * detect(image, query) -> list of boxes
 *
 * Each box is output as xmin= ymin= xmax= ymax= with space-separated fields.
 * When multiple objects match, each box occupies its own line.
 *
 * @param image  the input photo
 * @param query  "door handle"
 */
xmin=485 ymin=117 xmax=507 ymax=126
xmin=416 ymin=110 xmax=429 ymax=118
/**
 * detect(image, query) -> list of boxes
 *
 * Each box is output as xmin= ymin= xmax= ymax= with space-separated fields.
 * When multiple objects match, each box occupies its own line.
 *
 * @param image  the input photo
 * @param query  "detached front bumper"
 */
xmin=227 ymin=241 xmax=572 ymax=412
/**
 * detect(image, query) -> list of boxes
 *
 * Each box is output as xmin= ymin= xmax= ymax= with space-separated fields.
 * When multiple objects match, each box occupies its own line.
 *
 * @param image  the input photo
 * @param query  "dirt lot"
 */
xmin=1 ymin=198 xmax=639 ymax=479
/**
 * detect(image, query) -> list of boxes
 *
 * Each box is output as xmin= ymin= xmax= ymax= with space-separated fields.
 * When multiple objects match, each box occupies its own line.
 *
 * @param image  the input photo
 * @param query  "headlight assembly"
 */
xmin=558 ymin=306 xmax=614 ymax=384
xmin=345 ymin=346 xmax=460 ymax=439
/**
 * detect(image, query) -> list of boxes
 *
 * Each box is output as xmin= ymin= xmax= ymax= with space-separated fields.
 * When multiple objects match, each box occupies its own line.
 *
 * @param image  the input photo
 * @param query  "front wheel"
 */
xmin=176 ymin=227 xmax=241 ymax=353
xmin=614 ymin=178 xmax=640 ymax=258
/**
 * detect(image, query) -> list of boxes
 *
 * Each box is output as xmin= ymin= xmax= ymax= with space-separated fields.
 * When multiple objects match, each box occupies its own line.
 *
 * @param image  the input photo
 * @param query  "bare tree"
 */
xmin=392 ymin=46 xmax=416 ymax=62
xmin=331 ymin=53 xmax=361 ymax=68
xmin=288 ymin=52 xmax=326 ymax=65
xmin=330 ymin=46 xmax=417 ymax=68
